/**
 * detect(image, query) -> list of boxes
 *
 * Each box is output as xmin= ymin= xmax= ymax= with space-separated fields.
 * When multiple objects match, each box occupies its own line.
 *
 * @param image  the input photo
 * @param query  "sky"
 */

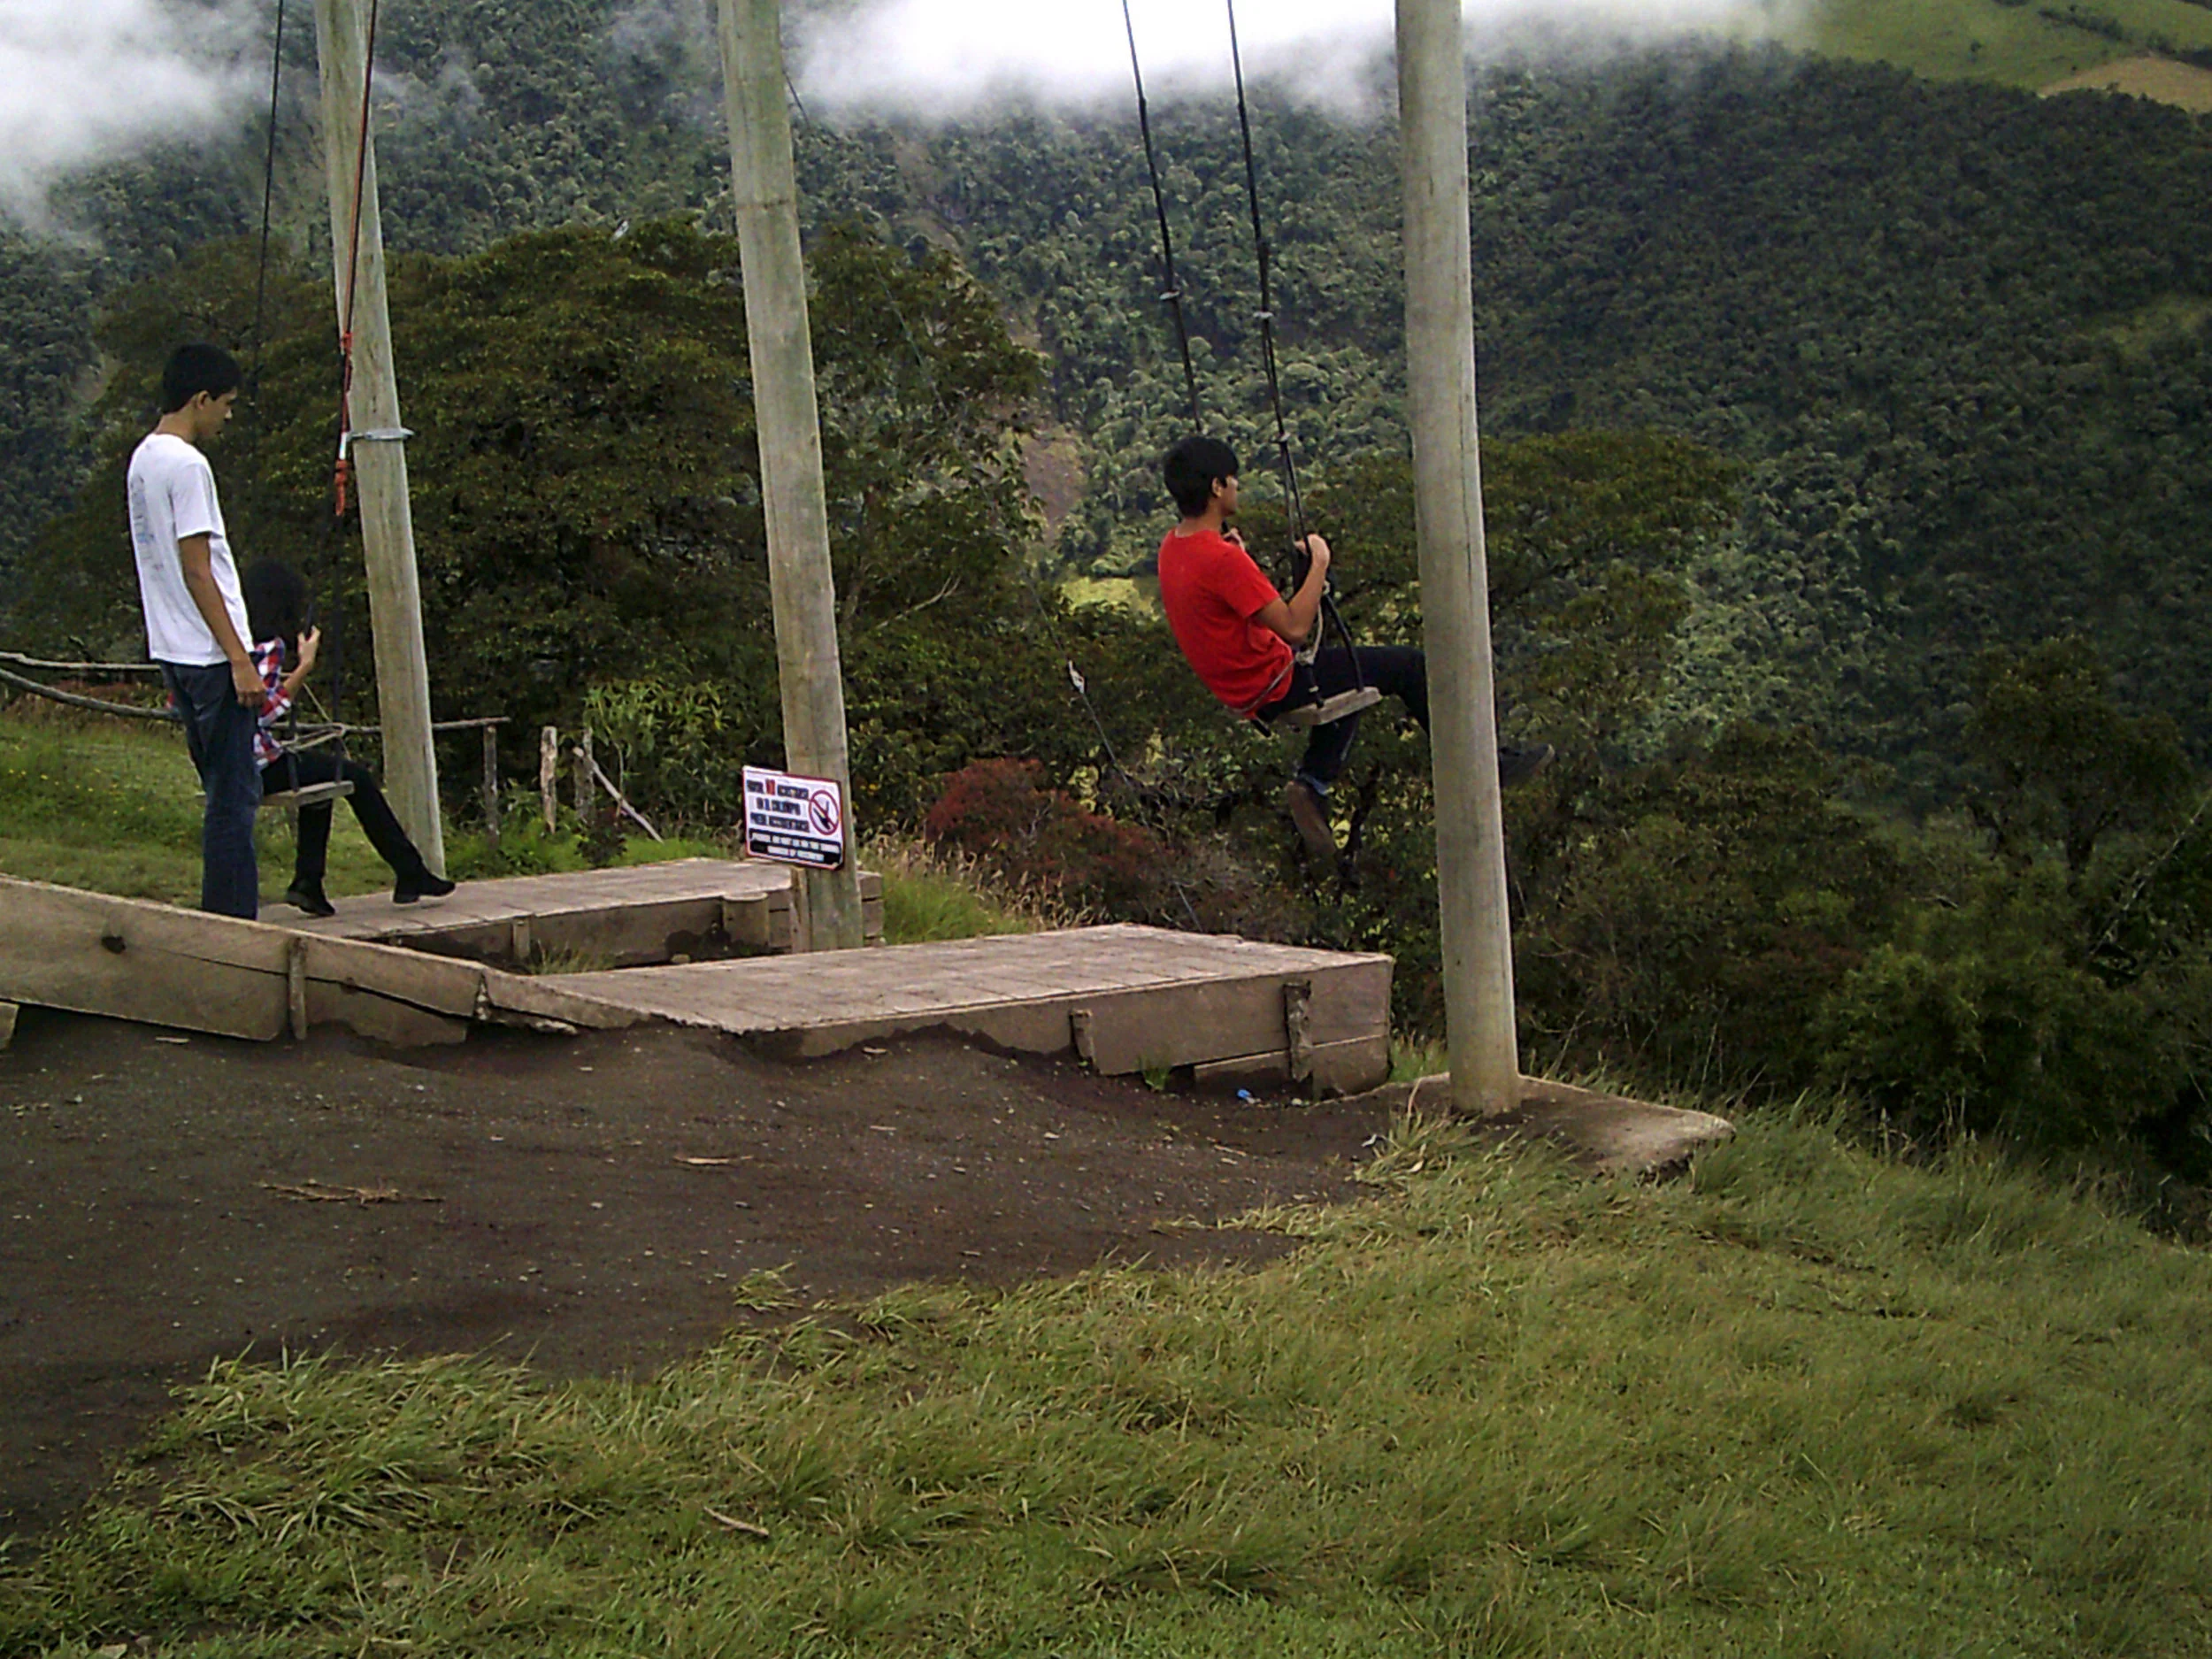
xmin=793 ymin=0 xmax=1793 ymax=115
xmin=0 ymin=0 xmax=1790 ymax=223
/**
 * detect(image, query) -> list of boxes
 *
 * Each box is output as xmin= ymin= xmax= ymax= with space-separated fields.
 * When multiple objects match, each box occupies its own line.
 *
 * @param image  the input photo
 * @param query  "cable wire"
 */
xmin=1121 ymin=0 xmax=1203 ymax=434
xmin=247 ymin=0 xmax=288 ymax=407
xmin=333 ymin=0 xmax=382 ymax=520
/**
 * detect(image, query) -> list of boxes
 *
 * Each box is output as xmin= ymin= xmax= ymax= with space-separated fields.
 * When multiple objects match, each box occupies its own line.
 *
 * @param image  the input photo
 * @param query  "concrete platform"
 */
xmin=0 ymin=878 xmax=1394 ymax=1094
xmin=1397 ymin=1073 xmax=1736 ymax=1179
xmin=283 ymin=857 xmax=883 ymax=967
xmin=556 ymin=925 xmax=1394 ymax=1095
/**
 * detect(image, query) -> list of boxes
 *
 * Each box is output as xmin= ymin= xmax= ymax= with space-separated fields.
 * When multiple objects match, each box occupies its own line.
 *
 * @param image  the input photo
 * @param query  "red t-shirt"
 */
xmin=1157 ymin=527 xmax=1294 ymax=716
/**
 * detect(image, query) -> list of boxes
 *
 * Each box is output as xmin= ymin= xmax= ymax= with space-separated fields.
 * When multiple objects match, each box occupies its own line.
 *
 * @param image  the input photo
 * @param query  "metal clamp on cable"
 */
xmin=336 ymin=426 xmax=416 ymax=468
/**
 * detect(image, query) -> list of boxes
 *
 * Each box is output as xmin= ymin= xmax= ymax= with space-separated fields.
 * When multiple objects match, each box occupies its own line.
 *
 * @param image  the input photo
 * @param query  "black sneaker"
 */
xmin=1499 ymin=742 xmax=1555 ymax=789
xmin=393 ymin=871 xmax=457 ymax=905
xmin=286 ymin=881 xmax=336 ymax=918
xmin=1284 ymin=780 xmax=1338 ymax=864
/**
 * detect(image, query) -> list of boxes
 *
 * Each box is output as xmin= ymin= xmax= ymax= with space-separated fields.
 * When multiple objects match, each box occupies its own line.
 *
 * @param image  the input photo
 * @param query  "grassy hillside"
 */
xmin=7 ymin=1113 xmax=2212 ymax=1655
xmin=1800 ymin=0 xmax=2212 ymax=89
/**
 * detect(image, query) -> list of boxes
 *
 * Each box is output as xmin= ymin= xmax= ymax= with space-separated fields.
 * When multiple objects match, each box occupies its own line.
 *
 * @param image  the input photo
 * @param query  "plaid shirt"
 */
xmin=250 ymin=638 xmax=296 ymax=772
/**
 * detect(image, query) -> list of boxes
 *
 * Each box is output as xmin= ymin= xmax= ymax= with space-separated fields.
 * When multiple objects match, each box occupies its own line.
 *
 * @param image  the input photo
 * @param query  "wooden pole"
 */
xmin=714 ymin=0 xmax=866 ymax=952
xmin=540 ymin=725 xmax=559 ymax=833
xmin=1396 ymin=0 xmax=1520 ymax=1114
xmin=480 ymin=726 xmax=501 ymax=849
xmin=311 ymin=0 xmax=443 ymax=874
xmin=574 ymin=728 xmax=596 ymax=830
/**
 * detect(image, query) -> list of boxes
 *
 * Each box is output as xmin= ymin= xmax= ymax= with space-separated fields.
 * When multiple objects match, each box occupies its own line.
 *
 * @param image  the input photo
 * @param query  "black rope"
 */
xmin=247 ymin=0 xmax=288 ymax=405
xmin=1120 ymin=0 xmax=1203 ymax=434
xmin=1223 ymin=0 xmax=1365 ymax=683
xmin=1225 ymin=0 xmax=1304 ymax=544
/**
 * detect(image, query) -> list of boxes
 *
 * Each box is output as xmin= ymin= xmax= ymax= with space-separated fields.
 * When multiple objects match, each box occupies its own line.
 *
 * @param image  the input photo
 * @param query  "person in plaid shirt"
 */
xmin=242 ymin=561 xmax=455 ymax=916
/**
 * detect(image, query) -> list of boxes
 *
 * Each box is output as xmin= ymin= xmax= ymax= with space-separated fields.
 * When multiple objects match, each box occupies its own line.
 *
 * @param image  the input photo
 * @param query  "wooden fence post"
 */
xmin=540 ymin=726 xmax=559 ymax=833
xmin=573 ymin=728 xmax=596 ymax=831
xmin=480 ymin=726 xmax=501 ymax=849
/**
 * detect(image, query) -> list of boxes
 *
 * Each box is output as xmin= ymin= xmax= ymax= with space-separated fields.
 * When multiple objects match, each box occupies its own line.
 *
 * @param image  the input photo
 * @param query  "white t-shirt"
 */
xmin=127 ymin=432 xmax=250 ymax=667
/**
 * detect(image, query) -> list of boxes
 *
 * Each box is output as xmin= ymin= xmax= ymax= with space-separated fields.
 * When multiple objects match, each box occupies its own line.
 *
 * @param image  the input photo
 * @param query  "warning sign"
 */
xmin=742 ymin=766 xmax=847 ymax=871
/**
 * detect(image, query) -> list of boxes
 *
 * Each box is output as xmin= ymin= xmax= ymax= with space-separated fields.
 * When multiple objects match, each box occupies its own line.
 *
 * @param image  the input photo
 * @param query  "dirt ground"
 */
xmin=0 ymin=1008 xmax=1393 ymax=1541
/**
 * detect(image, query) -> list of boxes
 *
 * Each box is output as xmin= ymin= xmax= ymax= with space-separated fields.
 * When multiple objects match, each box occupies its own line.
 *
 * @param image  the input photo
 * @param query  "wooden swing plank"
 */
xmin=1270 ymin=686 xmax=1383 ymax=730
xmin=194 ymin=780 xmax=357 ymax=811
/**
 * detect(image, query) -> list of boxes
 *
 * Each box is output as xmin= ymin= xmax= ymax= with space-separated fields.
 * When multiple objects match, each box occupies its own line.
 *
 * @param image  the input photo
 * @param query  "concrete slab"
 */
xmin=555 ymin=925 xmax=1395 ymax=1094
xmin=282 ymin=857 xmax=884 ymax=966
xmin=0 ymin=878 xmax=1394 ymax=1094
xmin=1382 ymin=1073 xmax=1735 ymax=1179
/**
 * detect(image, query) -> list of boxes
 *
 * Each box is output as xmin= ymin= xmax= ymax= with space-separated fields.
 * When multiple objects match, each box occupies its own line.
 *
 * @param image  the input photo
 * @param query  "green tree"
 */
xmin=1964 ymin=636 xmax=2188 ymax=883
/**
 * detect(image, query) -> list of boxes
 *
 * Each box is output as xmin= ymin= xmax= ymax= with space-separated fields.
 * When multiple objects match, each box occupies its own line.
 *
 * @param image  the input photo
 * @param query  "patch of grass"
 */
xmin=8 ymin=1111 xmax=2212 ymax=1656
xmin=1388 ymin=1038 xmax=1448 ymax=1084
xmin=868 ymin=835 xmax=1070 ymax=944
xmin=1785 ymin=0 xmax=2212 ymax=91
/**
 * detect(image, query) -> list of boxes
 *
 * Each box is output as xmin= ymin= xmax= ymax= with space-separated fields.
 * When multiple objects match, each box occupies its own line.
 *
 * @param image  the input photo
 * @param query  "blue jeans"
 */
xmin=161 ymin=661 xmax=260 ymax=918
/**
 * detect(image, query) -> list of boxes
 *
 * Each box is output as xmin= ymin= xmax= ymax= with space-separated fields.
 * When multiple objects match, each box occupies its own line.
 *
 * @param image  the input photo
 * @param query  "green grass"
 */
xmin=1786 ymin=0 xmax=2212 ymax=90
xmin=5 ymin=1110 xmax=2211 ymax=1655
xmin=868 ymin=836 xmax=1066 ymax=944
xmin=0 ymin=710 xmax=723 ymax=909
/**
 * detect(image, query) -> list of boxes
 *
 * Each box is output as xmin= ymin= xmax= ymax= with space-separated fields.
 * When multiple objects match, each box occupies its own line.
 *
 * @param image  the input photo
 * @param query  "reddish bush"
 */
xmin=924 ymin=758 xmax=1169 ymax=920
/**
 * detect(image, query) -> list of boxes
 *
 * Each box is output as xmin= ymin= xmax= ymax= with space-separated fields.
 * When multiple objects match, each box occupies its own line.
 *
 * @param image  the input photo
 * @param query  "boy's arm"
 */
xmin=1255 ymin=534 xmax=1332 ymax=647
xmin=179 ymin=533 xmax=265 ymax=709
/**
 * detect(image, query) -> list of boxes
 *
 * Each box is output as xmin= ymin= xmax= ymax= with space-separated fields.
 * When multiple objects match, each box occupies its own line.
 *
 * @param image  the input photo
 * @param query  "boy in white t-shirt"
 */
xmin=127 ymin=343 xmax=264 ymax=917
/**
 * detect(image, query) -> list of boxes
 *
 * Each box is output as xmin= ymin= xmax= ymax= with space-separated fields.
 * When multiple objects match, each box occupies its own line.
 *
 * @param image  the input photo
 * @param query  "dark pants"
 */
xmin=261 ymin=749 xmax=430 ymax=889
xmin=161 ymin=661 xmax=260 ymax=918
xmin=1256 ymin=645 xmax=1428 ymax=793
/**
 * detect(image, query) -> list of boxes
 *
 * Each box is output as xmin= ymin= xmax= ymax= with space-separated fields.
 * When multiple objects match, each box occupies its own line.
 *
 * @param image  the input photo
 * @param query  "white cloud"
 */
xmin=792 ymin=0 xmax=1796 ymax=116
xmin=0 ymin=0 xmax=250 ymax=223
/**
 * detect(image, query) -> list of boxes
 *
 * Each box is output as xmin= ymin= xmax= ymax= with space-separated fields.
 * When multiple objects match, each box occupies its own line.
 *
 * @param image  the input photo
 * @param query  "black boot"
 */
xmin=393 ymin=869 xmax=456 ymax=904
xmin=286 ymin=879 xmax=336 ymax=918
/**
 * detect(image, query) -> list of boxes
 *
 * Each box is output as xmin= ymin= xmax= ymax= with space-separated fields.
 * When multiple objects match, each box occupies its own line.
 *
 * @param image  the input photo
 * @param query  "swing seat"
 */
xmin=1268 ymin=686 xmax=1382 ymax=730
xmin=198 ymin=780 xmax=356 ymax=811
xmin=262 ymin=781 xmax=356 ymax=812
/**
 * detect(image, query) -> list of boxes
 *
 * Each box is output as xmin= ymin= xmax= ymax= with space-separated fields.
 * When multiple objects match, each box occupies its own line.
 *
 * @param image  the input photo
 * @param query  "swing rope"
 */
xmin=1121 ymin=0 xmax=1203 ymax=434
xmin=1221 ymin=0 xmax=1367 ymax=685
xmin=334 ymin=0 xmax=382 ymax=521
xmin=247 ymin=0 xmax=288 ymax=407
xmin=1223 ymin=0 xmax=1307 ymax=549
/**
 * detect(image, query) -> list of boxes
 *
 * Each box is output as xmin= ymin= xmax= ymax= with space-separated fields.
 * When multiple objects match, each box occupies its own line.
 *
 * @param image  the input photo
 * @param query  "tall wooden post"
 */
xmin=1396 ymin=0 xmax=1520 ymax=1113
xmin=311 ymin=0 xmax=443 ymax=873
xmin=713 ymin=0 xmax=865 ymax=951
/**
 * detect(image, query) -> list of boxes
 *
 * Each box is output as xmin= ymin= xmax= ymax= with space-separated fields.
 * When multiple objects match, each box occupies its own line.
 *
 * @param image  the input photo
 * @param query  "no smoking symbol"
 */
xmin=807 ymin=790 xmax=841 ymax=838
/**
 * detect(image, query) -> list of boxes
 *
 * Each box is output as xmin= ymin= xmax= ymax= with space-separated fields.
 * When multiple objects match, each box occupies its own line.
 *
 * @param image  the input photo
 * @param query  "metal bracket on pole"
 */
xmin=337 ymin=426 xmax=415 ymax=461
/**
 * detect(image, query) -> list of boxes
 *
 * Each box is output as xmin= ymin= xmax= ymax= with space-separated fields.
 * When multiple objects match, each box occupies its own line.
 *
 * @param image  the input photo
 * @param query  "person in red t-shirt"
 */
xmin=1156 ymin=435 xmax=1549 ymax=865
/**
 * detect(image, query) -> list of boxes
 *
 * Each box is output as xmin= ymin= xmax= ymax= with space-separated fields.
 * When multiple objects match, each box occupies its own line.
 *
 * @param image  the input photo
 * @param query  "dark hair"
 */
xmin=242 ymin=559 xmax=309 ymax=649
xmin=158 ymin=343 xmax=243 ymax=414
xmin=1164 ymin=435 xmax=1240 ymax=518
